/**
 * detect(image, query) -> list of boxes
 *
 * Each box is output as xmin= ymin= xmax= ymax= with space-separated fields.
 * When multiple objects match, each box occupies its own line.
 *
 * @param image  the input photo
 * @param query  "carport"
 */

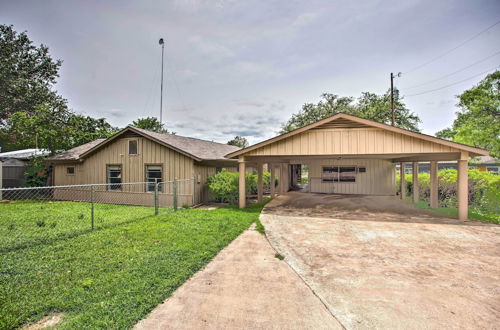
xmin=225 ymin=113 xmax=489 ymax=220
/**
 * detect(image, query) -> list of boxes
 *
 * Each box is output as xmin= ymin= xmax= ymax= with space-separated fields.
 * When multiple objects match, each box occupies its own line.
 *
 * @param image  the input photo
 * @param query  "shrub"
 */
xmin=206 ymin=169 xmax=271 ymax=204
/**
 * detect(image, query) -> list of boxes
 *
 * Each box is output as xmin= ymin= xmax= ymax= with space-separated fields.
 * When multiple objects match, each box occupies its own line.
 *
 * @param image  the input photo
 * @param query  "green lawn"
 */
xmin=412 ymin=200 xmax=499 ymax=224
xmin=0 ymin=201 xmax=155 ymax=252
xmin=0 ymin=201 xmax=266 ymax=329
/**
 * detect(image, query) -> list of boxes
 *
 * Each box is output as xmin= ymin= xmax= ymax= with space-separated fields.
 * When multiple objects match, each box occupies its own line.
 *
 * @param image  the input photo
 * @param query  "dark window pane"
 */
xmin=107 ymin=165 xmax=122 ymax=190
xmin=66 ymin=167 xmax=75 ymax=174
xmin=339 ymin=166 xmax=356 ymax=182
xmin=129 ymin=140 xmax=138 ymax=155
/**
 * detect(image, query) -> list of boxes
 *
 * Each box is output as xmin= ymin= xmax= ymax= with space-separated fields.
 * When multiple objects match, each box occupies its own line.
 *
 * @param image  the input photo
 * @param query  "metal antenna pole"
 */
xmin=390 ymin=72 xmax=395 ymax=126
xmin=159 ymin=38 xmax=165 ymax=124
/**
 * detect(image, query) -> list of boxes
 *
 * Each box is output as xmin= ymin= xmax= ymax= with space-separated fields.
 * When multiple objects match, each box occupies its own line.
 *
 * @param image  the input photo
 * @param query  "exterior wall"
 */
xmin=1 ymin=159 xmax=26 ymax=188
xmin=194 ymin=164 xmax=217 ymax=204
xmin=246 ymin=128 xmax=459 ymax=156
xmin=53 ymin=136 xmax=194 ymax=190
xmin=306 ymin=158 xmax=395 ymax=195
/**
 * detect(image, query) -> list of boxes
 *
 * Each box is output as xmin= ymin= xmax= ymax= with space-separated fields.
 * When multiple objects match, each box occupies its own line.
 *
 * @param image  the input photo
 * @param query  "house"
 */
xmin=398 ymin=155 xmax=499 ymax=174
xmin=226 ymin=113 xmax=489 ymax=220
xmin=46 ymin=126 xmax=239 ymax=205
xmin=0 ymin=148 xmax=50 ymax=188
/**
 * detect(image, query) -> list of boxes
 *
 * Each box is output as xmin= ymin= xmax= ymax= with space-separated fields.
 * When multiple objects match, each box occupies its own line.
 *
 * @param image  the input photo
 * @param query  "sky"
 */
xmin=1 ymin=0 xmax=499 ymax=145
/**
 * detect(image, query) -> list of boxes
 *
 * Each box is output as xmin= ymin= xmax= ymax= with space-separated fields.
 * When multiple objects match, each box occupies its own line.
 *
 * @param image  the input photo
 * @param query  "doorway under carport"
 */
xmin=225 ymin=113 xmax=489 ymax=221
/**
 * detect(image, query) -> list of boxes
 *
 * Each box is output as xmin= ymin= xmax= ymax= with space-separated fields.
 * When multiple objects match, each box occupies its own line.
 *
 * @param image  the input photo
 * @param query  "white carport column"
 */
xmin=430 ymin=161 xmax=438 ymax=208
xmin=270 ymin=164 xmax=276 ymax=197
xmin=257 ymin=163 xmax=264 ymax=203
xmin=238 ymin=156 xmax=246 ymax=209
xmin=412 ymin=162 xmax=419 ymax=203
xmin=399 ymin=162 xmax=406 ymax=199
xmin=457 ymin=152 xmax=469 ymax=221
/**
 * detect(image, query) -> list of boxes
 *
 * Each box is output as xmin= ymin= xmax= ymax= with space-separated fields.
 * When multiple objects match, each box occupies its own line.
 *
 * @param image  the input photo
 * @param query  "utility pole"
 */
xmin=159 ymin=38 xmax=165 ymax=124
xmin=390 ymin=72 xmax=401 ymax=126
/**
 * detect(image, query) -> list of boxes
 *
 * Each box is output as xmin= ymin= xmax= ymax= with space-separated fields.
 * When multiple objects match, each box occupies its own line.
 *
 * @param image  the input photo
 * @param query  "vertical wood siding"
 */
xmin=307 ymin=158 xmax=395 ymax=195
xmin=246 ymin=128 xmax=458 ymax=156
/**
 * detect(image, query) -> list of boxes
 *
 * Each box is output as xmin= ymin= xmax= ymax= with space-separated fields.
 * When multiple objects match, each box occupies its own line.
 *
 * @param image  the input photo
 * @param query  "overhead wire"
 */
xmin=404 ymin=19 xmax=500 ymax=74
xmin=403 ymin=65 xmax=499 ymax=97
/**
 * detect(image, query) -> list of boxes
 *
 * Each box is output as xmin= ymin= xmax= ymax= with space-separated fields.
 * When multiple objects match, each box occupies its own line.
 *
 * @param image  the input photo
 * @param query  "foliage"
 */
xmin=0 ymin=201 xmax=266 ymax=329
xmin=130 ymin=117 xmax=171 ymax=133
xmin=206 ymin=169 xmax=271 ymax=204
xmin=436 ymin=70 xmax=500 ymax=157
xmin=397 ymin=169 xmax=499 ymax=223
xmin=227 ymin=135 xmax=249 ymax=148
xmin=280 ymin=91 xmax=421 ymax=133
xmin=0 ymin=24 xmax=65 ymax=122
xmin=24 ymin=157 xmax=48 ymax=187
xmin=2 ymin=104 xmax=117 ymax=154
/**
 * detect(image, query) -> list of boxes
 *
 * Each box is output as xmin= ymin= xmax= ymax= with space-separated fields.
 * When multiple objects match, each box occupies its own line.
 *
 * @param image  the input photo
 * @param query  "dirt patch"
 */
xmin=21 ymin=313 xmax=64 ymax=330
xmin=261 ymin=192 xmax=500 ymax=329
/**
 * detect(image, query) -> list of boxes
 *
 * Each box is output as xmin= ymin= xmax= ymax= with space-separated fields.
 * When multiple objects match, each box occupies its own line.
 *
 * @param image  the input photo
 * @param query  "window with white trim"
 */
xmin=107 ymin=165 xmax=122 ymax=190
xmin=146 ymin=165 xmax=163 ymax=192
xmin=322 ymin=166 xmax=357 ymax=182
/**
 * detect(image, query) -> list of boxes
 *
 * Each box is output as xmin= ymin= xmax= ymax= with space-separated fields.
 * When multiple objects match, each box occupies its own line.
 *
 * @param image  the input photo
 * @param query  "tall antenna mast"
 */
xmin=159 ymin=38 xmax=165 ymax=124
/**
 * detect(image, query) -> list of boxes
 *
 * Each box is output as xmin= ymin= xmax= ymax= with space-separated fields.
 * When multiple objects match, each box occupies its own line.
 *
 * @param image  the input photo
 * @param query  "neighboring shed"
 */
xmin=226 ymin=113 xmax=489 ymax=220
xmin=46 ymin=126 xmax=240 ymax=205
xmin=0 ymin=148 xmax=50 ymax=188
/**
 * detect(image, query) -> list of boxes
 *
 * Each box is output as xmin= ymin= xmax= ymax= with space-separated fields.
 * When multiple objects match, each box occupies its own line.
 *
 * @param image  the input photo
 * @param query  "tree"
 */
xmin=436 ymin=70 xmax=500 ymax=158
xmin=227 ymin=136 xmax=249 ymax=148
xmin=279 ymin=91 xmax=421 ymax=134
xmin=2 ymin=104 xmax=116 ymax=155
xmin=130 ymin=117 xmax=170 ymax=133
xmin=0 ymin=24 xmax=66 ymax=122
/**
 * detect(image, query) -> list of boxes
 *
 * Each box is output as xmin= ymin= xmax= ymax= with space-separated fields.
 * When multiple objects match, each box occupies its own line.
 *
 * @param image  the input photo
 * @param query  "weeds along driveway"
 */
xmin=260 ymin=192 xmax=500 ymax=330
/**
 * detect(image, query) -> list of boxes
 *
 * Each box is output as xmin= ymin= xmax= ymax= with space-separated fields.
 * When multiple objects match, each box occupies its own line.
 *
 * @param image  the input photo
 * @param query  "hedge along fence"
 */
xmin=396 ymin=169 xmax=500 ymax=222
xmin=206 ymin=169 xmax=271 ymax=204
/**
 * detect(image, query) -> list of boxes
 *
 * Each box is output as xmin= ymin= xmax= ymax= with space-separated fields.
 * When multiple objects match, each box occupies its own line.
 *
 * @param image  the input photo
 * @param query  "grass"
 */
xmin=0 ymin=201 xmax=155 ymax=252
xmin=412 ymin=200 xmax=499 ymax=224
xmin=0 ymin=201 xmax=267 ymax=329
xmin=255 ymin=217 xmax=266 ymax=235
xmin=274 ymin=253 xmax=284 ymax=260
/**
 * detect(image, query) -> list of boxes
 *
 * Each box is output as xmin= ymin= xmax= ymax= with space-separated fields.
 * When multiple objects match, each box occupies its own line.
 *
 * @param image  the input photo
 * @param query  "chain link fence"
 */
xmin=0 ymin=179 xmax=196 ymax=252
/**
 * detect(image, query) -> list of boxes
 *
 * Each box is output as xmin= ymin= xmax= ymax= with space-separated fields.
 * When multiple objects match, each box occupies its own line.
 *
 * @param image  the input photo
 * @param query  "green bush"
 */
xmin=206 ymin=169 xmax=271 ymax=204
xmin=397 ymin=168 xmax=499 ymax=222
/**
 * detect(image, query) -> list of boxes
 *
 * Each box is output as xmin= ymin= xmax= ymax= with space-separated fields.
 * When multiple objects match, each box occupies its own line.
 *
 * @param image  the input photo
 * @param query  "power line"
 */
xmin=404 ymin=19 xmax=500 ymax=74
xmin=403 ymin=50 xmax=500 ymax=90
xmin=403 ymin=66 xmax=499 ymax=97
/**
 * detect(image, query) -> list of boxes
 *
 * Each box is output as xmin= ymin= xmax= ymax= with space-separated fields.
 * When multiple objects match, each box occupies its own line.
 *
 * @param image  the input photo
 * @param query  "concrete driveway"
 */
xmin=261 ymin=192 xmax=500 ymax=330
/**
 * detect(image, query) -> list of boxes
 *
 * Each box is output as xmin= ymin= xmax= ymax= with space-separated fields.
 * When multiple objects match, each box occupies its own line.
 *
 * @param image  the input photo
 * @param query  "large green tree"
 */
xmin=130 ymin=117 xmax=170 ymax=133
xmin=0 ymin=24 xmax=66 ymax=122
xmin=280 ymin=91 xmax=421 ymax=133
xmin=2 ymin=105 xmax=117 ymax=155
xmin=436 ymin=71 xmax=499 ymax=158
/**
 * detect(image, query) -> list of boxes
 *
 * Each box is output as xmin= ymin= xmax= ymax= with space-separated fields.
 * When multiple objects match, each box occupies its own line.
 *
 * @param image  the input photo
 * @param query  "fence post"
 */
xmin=192 ymin=176 xmax=196 ymax=206
xmin=90 ymin=185 xmax=95 ymax=231
xmin=173 ymin=179 xmax=178 ymax=211
xmin=154 ymin=182 xmax=159 ymax=216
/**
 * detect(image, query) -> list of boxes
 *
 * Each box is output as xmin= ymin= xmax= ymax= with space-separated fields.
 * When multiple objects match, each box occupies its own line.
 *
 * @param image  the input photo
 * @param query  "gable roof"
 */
xmin=226 ymin=113 xmax=489 ymax=158
xmin=47 ymin=127 xmax=240 ymax=162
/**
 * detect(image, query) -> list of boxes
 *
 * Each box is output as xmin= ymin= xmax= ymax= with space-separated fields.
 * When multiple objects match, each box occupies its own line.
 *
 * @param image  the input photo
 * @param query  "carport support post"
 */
xmin=457 ymin=152 xmax=469 ymax=221
xmin=399 ymin=162 xmax=406 ymax=199
xmin=430 ymin=161 xmax=438 ymax=208
xmin=412 ymin=162 xmax=419 ymax=203
xmin=257 ymin=163 xmax=264 ymax=203
xmin=270 ymin=164 xmax=276 ymax=197
xmin=239 ymin=156 xmax=246 ymax=208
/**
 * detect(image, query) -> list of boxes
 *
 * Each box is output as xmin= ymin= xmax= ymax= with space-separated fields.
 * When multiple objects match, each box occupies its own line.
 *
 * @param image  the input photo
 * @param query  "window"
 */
xmin=322 ymin=166 xmax=338 ymax=182
xmin=216 ymin=167 xmax=222 ymax=174
xmin=358 ymin=167 xmax=366 ymax=173
xmin=322 ymin=166 xmax=357 ymax=182
xmin=66 ymin=167 xmax=75 ymax=175
xmin=128 ymin=140 xmax=138 ymax=155
xmin=146 ymin=165 xmax=162 ymax=192
xmin=107 ymin=165 xmax=122 ymax=190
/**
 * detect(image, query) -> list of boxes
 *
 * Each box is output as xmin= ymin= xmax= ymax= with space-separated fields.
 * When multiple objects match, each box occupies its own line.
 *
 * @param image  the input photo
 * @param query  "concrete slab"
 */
xmin=135 ymin=225 xmax=343 ymax=330
xmin=261 ymin=192 xmax=500 ymax=330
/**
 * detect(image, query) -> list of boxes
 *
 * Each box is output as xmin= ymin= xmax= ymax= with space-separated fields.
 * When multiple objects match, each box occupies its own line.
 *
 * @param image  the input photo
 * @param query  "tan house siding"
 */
xmin=54 ymin=137 xmax=194 ymax=189
xmin=306 ymin=158 xmax=395 ymax=195
xmin=245 ymin=128 xmax=459 ymax=157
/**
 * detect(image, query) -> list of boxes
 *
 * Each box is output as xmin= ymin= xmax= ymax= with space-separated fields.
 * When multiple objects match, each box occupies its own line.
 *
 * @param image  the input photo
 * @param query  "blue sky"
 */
xmin=1 ymin=0 xmax=499 ymax=144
